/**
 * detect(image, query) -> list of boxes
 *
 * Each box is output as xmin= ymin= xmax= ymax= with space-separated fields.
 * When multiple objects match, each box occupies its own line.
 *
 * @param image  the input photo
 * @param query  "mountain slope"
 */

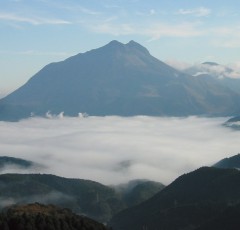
xmin=224 ymin=116 xmax=240 ymax=130
xmin=0 ymin=156 xmax=34 ymax=169
xmin=113 ymin=179 xmax=165 ymax=207
xmin=0 ymin=203 xmax=108 ymax=230
xmin=213 ymin=153 xmax=240 ymax=169
xmin=183 ymin=62 xmax=240 ymax=94
xmin=0 ymin=173 xmax=163 ymax=223
xmin=1 ymin=41 xmax=240 ymax=120
xmin=110 ymin=167 xmax=240 ymax=230
xmin=195 ymin=203 xmax=240 ymax=230
xmin=0 ymin=173 xmax=125 ymax=222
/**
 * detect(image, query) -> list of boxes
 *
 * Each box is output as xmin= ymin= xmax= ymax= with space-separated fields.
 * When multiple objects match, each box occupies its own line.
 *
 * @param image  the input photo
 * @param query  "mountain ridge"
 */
xmin=213 ymin=153 xmax=240 ymax=169
xmin=0 ymin=172 xmax=164 ymax=222
xmin=1 ymin=40 xmax=240 ymax=121
xmin=110 ymin=167 xmax=240 ymax=230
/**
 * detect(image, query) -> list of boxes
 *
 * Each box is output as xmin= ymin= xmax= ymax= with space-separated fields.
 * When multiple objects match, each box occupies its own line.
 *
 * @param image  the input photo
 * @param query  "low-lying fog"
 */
xmin=0 ymin=116 xmax=239 ymax=185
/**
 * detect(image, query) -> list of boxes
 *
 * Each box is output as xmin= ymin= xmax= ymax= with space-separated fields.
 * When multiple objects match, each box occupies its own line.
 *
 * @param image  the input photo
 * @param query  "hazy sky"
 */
xmin=1 ymin=0 xmax=240 ymax=93
xmin=0 ymin=116 xmax=239 ymax=185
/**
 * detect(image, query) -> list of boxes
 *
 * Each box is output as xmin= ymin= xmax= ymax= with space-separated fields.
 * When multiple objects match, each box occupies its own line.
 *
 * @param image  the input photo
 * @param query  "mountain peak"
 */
xmin=107 ymin=40 xmax=124 ymax=47
xmin=104 ymin=40 xmax=149 ymax=55
xmin=127 ymin=40 xmax=142 ymax=47
xmin=1 ymin=40 xmax=240 ymax=121
xmin=126 ymin=40 xmax=150 ymax=54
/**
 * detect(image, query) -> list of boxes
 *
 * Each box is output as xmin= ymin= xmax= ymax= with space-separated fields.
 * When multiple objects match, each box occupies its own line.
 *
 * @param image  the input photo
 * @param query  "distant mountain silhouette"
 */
xmin=224 ymin=116 xmax=240 ymax=130
xmin=113 ymin=179 xmax=165 ymax=207
xmin=1 ymin=40 xmax=240 ymax=121
xmin=0 ymin=203 xmax=108 ymax=230
xmin=213 ymin=153 xmax=240 ymax=169
xmin=0 ymin=156 xmax=34 ymax=169
xmin=227 ymin=116 xmax=240 ymax=122
xmin=183 ymin=62 xmax=240 ymax=94
xmin=110 ymin=167 xmax=240 ymax=230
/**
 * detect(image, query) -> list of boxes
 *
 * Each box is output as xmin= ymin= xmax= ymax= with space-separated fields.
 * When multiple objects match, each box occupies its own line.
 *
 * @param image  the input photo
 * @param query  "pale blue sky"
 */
xmin=1 ymin=0 xmax=240 ymax=94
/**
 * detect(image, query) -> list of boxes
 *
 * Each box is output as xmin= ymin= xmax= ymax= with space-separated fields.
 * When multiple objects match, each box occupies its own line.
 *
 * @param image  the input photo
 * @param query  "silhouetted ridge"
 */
xmin=110 ymin=167 xmax=240 ymax=230
xmin=213 ymin=153 xmax=240 ymax=169
xmin=227 ymin=115 xmax=240 ymax=122
xmin=0 ymin=156 xmax=34 ymax=169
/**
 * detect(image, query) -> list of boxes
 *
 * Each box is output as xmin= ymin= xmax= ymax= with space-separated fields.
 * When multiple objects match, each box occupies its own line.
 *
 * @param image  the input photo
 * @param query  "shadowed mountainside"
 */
xmin=1 ymin=40 xmax=240 ymax=121
xmin=110 ymin=167 xmax=240 ymax=230
xmin=113 ymin=179 xmax=165 ymax=207
xmin=0 ymin=203 xmax=108 ymax=230
xmin=0 ymin=173 xmax=164 ymax=223
xmin=213 ymin=153 xmax=240 ymax=169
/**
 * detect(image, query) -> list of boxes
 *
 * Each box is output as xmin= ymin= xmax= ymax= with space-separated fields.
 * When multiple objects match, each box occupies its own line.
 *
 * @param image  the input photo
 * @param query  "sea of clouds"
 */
xmin=0 ymin=116 xmax=239 ymax=185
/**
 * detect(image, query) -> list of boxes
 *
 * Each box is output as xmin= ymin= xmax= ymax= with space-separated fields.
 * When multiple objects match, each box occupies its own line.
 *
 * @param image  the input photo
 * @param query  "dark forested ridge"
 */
xmin=0 ymin=203 xmax=108 ymax=230
xmin=110 ymin=167 xmax=240 ymax=230
xmin=0 ymin=173 xmax=164 ymax=223
xmin=0 ymin=173 xmax=124 ymax=222
xmin=1 ymin=164 xmax=240 ymax=229
xmin=113 ymin=180 xmax=165 ymax=207
xmin=195 ymin=203 xmax=240 ymax=230
xmin=213 ymin=153 xmax=240 ymax=169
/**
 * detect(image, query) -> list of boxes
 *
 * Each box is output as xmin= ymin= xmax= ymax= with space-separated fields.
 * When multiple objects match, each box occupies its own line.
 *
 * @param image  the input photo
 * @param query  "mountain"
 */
xmin=0 ymin=173 xmax=163 ymax=223
xmin=113 ymin=179 xmax=165 ymax=207
xmin=110 ymin=167 xmax=240 ymax=230
xmin=195 ymin=203 xmax=240 ymax=230
xmin=0 ymin=156 xmax=34 ymax=170
xmin=1 ymin=40 xmax=240 ymax=121
xmin=183 ymin=62 xmax=240 ymax=94
xmin=184 ymin=62 xmax=235 ymax=78
xmin=213 ymin=153 xmax=240 ymax=169
xmin=227 ymin=116 xmax=240 ymax=122
xmin=0 ymin=173 xmax=125 ymax=222
xmin=0 ymin=203 xmax=108 ymax=230
xmin=224 ymin=116 xmax=240 ymax=130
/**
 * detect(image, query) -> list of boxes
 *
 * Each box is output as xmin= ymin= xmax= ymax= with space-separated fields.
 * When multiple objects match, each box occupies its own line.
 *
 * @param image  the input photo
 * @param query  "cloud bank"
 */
xmin=0 ymin=116 xmax=239 ymax=185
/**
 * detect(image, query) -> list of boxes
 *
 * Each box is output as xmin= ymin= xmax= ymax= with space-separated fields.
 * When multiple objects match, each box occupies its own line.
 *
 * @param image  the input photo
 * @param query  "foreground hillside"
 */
xmin=0 ymin=173 xmax=164 ymax=223
xmin=0 ymin=203 xmax=108 ymax=230
xmin=110 ymin=167 xmax=240 ymax=230
xmin=1 ymin=40 xmax=240 ymax=121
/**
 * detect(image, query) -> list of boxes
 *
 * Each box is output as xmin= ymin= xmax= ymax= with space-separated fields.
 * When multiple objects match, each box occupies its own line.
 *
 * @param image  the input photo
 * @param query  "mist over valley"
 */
xmin=0 ymin=115 xmax=239 ymax=185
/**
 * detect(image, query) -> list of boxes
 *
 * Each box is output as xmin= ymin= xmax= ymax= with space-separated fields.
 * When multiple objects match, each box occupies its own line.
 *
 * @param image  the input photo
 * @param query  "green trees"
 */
xmin=0 ymin=203 xmax=108 ymax=230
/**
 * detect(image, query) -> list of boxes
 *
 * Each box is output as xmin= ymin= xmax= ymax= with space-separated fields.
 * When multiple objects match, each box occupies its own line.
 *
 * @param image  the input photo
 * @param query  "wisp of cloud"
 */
xmin=0 ymin=116 xmax=239 ymax=185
